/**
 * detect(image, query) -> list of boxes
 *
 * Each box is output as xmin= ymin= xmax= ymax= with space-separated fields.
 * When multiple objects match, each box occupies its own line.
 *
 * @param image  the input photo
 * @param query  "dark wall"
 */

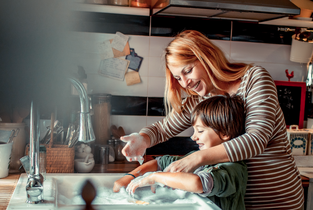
xmin=0 ymin=0 xmax=76 ymax=115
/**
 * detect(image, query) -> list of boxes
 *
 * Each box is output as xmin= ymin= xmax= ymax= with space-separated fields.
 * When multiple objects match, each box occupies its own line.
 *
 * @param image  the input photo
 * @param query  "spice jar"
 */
xmin=92 ymin=94 xmax=111 ymax=145
xmin=114 ymin=139 xmax=126 ymax=161
xmin=107 ymin=137 xmax=115 ymax=162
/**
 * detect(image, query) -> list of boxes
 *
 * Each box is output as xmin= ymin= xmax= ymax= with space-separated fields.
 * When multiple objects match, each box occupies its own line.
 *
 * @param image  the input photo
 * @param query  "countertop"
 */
xmin=0 ymin=162 xmax=310 ymax=210
xmin=0 ymin=160 xmax=140 ymax=210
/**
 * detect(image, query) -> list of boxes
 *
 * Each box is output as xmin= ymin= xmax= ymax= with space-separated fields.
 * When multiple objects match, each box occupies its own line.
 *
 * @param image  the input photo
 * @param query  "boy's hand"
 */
xmin=113 ymin=175 xmax=134 ymax=193
xmin=126 ymin=172 xmax=157 ymax=195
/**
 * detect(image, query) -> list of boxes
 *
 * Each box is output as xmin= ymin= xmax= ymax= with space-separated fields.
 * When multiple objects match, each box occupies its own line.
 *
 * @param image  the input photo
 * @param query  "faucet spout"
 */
xmin=69 ymin=78 xmax=95 ymax=143
xmin=26 ymin=101 xmax=43 ymax=204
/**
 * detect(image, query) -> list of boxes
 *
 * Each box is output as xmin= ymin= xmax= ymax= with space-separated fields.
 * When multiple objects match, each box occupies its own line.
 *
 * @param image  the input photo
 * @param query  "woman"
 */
xmin=121 ymin=30 xmax=304 ymax=209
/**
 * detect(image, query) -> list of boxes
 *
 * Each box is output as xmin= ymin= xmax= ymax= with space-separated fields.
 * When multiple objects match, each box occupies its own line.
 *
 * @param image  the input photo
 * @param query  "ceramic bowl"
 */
xmin=74 ymin=158 xmax=95 ymax=173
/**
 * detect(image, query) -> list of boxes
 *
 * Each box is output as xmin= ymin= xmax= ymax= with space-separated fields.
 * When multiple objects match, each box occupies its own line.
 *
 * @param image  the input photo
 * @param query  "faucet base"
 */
xmin=26 ymin=176 xmax=43 ymax=204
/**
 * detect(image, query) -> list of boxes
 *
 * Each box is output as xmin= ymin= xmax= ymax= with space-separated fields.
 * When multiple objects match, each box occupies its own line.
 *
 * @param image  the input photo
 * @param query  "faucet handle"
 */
xmin=26 ymin=176 xmax=43 ymax=204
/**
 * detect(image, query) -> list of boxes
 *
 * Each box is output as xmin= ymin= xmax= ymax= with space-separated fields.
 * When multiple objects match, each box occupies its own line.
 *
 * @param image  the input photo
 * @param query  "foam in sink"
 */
xmin=7 ymin=173 xmax=221 ymax=210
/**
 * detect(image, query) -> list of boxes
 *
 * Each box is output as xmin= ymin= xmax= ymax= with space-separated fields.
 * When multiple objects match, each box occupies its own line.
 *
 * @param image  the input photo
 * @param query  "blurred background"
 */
xmin=0 ymin=0 xmax=77 ymax=118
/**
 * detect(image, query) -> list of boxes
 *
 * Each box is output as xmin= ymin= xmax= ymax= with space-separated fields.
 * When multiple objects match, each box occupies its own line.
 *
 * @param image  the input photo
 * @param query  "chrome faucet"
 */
xmin=25 ymin=78 xmax=95 ymax=204
xmin=26 ymin=101 xmax=43 ymax=204
xmin=69 ymin=77 xmax=95 ymax=143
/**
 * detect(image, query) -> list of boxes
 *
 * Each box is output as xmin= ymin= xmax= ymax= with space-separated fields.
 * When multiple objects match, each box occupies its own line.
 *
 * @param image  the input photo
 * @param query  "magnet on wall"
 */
xmin=126 ymin=48 xmax=143 ymax=72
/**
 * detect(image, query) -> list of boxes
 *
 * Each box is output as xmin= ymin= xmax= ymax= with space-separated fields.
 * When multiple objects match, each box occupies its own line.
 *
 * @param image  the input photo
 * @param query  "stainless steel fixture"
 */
xmin=152 ymin=0 xmax=301 ymax=22
xmin=69 ymin=78 xmax=95 ymax=144
xmin=26 ymin=101 xmax=43 ymax=204
xmin=25 ymin=78 xmax=95 ymax=204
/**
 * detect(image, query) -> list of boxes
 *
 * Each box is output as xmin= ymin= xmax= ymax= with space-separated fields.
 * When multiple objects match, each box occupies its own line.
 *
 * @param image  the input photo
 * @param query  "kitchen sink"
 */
xmin=7 ymin=173 xmax=221 ymax=210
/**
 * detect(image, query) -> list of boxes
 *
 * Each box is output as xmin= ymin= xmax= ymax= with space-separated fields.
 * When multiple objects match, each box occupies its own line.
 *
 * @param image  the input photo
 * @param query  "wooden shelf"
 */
xmin=260 ymin=17 xmax=313 ymax=28
xmin=72 ymin=3 xmax=150 ymax=16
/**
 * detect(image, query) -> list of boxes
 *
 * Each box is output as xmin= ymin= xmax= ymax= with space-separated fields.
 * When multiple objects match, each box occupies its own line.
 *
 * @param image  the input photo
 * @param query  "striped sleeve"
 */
xmin=140 ymin=95 xmax=201 ymax=146
xmin=223 ymin=66 xmax=279 ymax=162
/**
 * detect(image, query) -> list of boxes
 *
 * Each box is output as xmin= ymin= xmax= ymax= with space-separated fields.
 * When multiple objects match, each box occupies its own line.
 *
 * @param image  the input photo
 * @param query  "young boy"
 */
xmin=113 ymin=94 xmax=248 ymax=210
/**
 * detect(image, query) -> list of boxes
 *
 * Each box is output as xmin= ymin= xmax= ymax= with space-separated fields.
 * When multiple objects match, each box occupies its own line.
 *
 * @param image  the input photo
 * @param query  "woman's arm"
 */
xmin=164 ymin=144 xmax=229 ymax=173
xmin=140 ymin=96 xmax=201 ymax=147
xmin=126 ymin=172 xmax=204 ymax=194
xmin=113 ymin=159 xmax=158 ymax=192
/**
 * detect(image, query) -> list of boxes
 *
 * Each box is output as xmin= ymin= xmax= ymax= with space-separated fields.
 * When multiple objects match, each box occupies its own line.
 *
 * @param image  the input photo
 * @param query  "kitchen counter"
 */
xmin=0 ymin=161 xmax=139 ymax=210
xmin=0 ymin=165 xmax=310 ymax=210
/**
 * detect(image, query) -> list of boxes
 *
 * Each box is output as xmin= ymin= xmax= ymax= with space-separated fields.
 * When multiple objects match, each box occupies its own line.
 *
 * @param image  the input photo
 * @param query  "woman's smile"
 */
xmin=168 ymin=61 xmax=212 ymax=97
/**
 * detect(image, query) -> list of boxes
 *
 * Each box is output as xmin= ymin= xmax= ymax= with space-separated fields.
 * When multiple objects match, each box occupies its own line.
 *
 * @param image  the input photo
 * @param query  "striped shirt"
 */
xmin=140 ymin=66 xmax=304 ymax=209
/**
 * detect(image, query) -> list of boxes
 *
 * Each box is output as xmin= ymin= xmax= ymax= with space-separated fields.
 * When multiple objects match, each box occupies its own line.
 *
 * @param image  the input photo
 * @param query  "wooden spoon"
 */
xmin=118 ymin=126 xmax=125 ymax=137
xmin=110 ymin=125 xmax=120 ymax=139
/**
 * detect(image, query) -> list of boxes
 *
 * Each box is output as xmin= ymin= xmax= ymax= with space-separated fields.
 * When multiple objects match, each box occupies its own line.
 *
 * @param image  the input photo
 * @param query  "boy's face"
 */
xmin=191 ymin=117 xmax=228 ymax=150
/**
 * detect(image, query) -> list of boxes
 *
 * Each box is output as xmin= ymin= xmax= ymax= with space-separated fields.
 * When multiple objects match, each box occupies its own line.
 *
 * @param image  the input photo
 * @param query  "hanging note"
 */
xmin=111 ymin=32 xmax=129 ymax=52
xmin=99 ymin=40 xmax=114 ymax=60
xmin=125 ymin=70 xmax=141 ymax=86
xmin=99 ymin=58 xmax=130 ymax=81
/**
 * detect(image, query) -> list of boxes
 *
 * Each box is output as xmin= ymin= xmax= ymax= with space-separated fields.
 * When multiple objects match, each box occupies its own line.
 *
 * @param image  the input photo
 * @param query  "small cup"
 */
xmin=100 ymin=146 xmax=110 ymax=165
xmin=0 ymin=141 xmax=13 ymax=178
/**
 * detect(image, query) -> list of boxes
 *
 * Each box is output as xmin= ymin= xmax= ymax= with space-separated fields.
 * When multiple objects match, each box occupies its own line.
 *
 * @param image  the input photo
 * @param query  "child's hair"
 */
xmin=191 ymin=93 xmax=245 ymax=140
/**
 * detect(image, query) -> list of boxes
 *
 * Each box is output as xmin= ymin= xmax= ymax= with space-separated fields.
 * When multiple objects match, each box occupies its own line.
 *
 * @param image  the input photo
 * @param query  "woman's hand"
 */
xmin=164 ymin=152 xmax=202 ymax=173
xmin=121 ymin=133 xmax=150 ymax=162
xmin=126 ymin=172 xmax=157 ymax=195
xmin=164 ymin=146 xmax=229 ymax=173
xmin=113 ymin=175 xmax=134 ymax=193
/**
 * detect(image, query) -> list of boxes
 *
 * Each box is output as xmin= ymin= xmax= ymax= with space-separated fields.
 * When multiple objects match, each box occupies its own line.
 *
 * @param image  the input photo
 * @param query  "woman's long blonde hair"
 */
xmin=164 ymin=30 xmax=252 ymax=114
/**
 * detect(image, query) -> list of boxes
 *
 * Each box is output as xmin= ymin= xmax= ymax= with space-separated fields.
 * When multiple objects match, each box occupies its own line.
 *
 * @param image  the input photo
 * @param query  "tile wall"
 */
xmin=68 ymin=13 xmax=309 ymax=154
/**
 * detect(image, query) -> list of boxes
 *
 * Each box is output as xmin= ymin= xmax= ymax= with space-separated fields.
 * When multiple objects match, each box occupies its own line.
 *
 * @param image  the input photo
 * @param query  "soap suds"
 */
xmin=58 ymin=183 xmax=196 ymax=205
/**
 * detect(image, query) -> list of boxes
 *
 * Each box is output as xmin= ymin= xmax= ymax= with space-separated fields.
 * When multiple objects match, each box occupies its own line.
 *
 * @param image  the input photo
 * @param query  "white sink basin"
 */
xmin=7 ymin=173 xmax=221 ymax=210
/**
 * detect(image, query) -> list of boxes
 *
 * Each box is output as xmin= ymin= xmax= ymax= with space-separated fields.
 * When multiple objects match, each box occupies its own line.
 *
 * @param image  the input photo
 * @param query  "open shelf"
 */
xmin=72 ymin=3 xmax=150 ymax=16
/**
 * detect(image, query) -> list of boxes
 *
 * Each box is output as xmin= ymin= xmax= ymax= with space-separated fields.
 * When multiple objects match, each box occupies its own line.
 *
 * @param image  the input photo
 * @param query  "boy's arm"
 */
xmin=127 ymin=172 xmax=204 ymax=194
xmin=113 ymin=159 xmax=158 ymax=192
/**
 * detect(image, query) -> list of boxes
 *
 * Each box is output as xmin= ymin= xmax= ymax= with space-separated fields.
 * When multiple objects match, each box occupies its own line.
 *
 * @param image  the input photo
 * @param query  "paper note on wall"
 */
xmin=99 ymin=40 xmax=114 ymax=60
xmin=99 ymin=58 xmax=130 ymax=81
xmin=125 ymin=70 xmax=141 ymax=86
xmin=111 ymin=32 xmax=129 ymax=52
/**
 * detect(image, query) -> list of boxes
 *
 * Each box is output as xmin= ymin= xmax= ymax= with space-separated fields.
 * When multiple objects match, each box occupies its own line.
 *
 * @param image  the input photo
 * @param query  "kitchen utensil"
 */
xmin=20 ymin=155 xmax=30 ymax=175
xmin=110 ymin=125 xmax=119 ymax=139
xmin=7 ymin=128 xmax=20 ymax=144
xmin=118 ymin=126 xmax=125 ymax=137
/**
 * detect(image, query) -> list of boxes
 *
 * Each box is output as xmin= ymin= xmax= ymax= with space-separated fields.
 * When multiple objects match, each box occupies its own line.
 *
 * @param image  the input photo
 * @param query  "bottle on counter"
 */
xmin=114 ymin=138 xmax=126 ymax=161
xmin=107 ymin=136 xmax=115 ymax=162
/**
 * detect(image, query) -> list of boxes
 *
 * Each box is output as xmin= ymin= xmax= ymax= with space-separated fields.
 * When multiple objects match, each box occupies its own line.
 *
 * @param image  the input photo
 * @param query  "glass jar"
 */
xmin=107 ymin=137 xmax=115 ymax=162
xmin=92 ymin=94 xmax=111 ymax=145
xmin=114 ymin=139 xmax=126 ymax=161
xmin=39 ymin=145 xmax=46 ymax=181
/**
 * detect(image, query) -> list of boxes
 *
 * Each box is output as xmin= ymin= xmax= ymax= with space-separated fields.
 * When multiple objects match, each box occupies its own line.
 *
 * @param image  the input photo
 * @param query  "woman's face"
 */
xmin=168 ymin=61 xmax=213 ymax=96
xmin=191 ymin=117 xmax=228 ymax=150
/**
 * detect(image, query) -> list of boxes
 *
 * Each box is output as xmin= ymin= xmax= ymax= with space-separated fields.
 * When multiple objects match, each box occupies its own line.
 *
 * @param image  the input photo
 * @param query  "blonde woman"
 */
xmin=121 ymin=30 xmax=304 ymax=209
